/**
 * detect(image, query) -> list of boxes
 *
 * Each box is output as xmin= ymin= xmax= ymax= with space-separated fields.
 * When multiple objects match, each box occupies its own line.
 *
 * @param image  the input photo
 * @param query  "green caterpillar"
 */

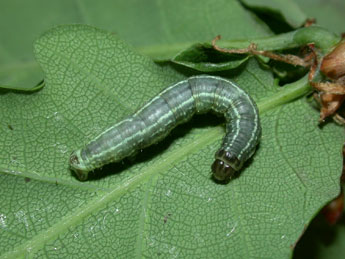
xmin=70 ymin=75 xmax=261 ymax=181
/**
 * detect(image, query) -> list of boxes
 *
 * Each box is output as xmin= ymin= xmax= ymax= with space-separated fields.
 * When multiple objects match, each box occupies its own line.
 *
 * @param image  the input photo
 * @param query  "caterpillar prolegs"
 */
xmin=70 ymin=75 xmax=261 ymax=181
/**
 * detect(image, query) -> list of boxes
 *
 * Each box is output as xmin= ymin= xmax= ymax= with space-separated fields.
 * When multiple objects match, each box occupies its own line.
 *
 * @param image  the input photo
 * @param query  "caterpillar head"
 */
xmin=211 ymin=149 xmax=242 ymax=181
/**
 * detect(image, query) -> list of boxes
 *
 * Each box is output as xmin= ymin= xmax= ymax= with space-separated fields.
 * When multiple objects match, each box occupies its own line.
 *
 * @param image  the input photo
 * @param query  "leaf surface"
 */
xmin=240 ymin=0 xmax=307 ymax=28
xmin=295 ymin=0 xmax=345 ymax=34
xmin=0 ymin=0 xmax=270 ymax=90
xmin=0 ymin=0 xmax=83 ymax=90
xmin=0 ymin=24 xmax=343 ymax=258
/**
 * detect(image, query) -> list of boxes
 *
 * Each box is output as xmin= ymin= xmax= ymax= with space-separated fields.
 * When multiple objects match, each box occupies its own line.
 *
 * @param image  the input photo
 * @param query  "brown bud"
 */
xmin=320 ymin=41 xmax=345 ymax=80
xmin=322 ymin=190 xmax=344 ymax=225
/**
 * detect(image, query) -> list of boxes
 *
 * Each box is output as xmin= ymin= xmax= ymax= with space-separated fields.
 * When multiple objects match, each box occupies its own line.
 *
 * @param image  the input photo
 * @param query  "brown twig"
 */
xmin=212 ymin=35 xmax=310 ymax=67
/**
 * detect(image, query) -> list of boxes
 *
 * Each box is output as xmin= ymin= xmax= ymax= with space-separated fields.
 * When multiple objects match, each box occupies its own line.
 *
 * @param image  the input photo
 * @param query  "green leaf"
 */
xmin=240 ymin=0 xmax=307 ymax=28
xmin=0 ymin=0 xmax=271 ymax=90
xmin=87 ymin=0 xmax=272 ymax=60
xmin=172 ymin=43 xmax=250 ymax=72
xmin=172 ymin=26 xmax=340 ymax=73
xmin=0 ymin=24 xmax=343 ymax=258
xmin=295 ymin=0 xmax=345 ymax=34
xmin=0 ymin=80 xmax=45 ymax=92
xmin=1 ymin=0 xmax=343 ymax=89
xmin=0 ymin=64 xmax=44 ymax=91
xmin=0 ymin=0 xmax=84 ymax=91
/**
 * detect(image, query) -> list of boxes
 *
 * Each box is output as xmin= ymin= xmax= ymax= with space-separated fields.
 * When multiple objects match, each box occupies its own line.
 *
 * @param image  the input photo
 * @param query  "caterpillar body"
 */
xmin=70 ymin=75 xmax=261 ymax=181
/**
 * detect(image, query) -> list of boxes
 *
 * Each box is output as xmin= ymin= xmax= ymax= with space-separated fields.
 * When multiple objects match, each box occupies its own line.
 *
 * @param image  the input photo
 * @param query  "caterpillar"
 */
xmin=70 ymin=75 xmax=261 ymax=181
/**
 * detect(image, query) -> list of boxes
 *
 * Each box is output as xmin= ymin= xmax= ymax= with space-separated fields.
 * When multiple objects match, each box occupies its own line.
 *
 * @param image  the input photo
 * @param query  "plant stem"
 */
xmin=138 ymin=26 xmax=340 ymax=60
xmin=258 ymin=75 xmax=311 ymax=114
xmin=217 ymin=26 xmax=340 ymax=54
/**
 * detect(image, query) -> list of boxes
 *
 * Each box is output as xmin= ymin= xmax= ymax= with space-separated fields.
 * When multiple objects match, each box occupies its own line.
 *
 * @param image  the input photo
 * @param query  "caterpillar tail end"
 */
xmin=69 ymin=150 xmax=89 ymax=181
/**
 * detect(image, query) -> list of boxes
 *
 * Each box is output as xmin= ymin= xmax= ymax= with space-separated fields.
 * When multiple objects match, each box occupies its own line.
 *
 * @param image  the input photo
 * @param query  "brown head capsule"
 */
xmin=320 ymin=41 xmax=345 ymax=80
